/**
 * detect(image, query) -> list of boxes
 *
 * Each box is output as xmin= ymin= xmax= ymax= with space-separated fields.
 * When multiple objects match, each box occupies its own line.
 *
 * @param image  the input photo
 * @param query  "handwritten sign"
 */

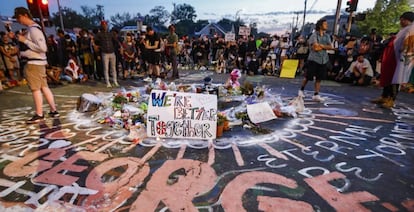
xmin=225 ymin=33 xmax=235 ymax=42
xmin=147 ymin=90 xmax=218 ymax=139
xmin=238 ymin=26 xmax=250 ymax=36
xmin=246 ymin=102 xmax=277 ymax=124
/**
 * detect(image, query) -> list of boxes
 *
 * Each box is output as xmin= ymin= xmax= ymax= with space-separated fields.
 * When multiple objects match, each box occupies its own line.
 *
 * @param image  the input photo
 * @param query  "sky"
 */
xmin=0 ymin=0 xmax=377 ymax=33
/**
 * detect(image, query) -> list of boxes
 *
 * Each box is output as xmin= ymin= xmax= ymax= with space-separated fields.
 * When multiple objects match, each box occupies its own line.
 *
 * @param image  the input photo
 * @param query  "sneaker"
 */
xmin=106 ymin=83 xmax=112 ymax=88
xmin=298 ymin=90 xmax=305 ymax=97
xmin=48 ymin=111 xmax=60 ymax=117
xmin=143 ymin=77 xmax=152 ymax=82
xmin=26 ymin=114 xmax=44 ymax=124
xmin=312 ymin=95 xmax=325 ymax=102
xmin=114 ymin=82 xmax=119 ymax=87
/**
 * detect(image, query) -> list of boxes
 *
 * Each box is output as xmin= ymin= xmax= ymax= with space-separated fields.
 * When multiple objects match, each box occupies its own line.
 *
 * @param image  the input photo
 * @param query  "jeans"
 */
xmin=102 ymin=52 xmax=117 ymax=85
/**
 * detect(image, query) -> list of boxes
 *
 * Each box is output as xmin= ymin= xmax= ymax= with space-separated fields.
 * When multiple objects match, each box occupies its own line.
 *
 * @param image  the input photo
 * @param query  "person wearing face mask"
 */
xmin=261 ymin=56 xmax=273 ymax=76
xmin=63 ymin=34 xmax=76 ymax=66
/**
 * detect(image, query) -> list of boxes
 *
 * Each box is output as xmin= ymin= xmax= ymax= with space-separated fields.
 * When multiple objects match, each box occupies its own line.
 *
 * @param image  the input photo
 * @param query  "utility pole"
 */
xmin=333 ymin=0 xmax=342 ymax=35
xmin=302 ymin=0 xmax=307 ymax=30
xmin=57 ymin=0 xmax=64 ymax=30
xmin=346 ymin=11 xmax=354 ymax=33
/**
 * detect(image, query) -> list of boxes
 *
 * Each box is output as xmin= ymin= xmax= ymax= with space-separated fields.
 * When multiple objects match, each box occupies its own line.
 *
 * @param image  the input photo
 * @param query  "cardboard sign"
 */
xmin=238 ymin=26 xmax=250 ymax=36
xmin=246 ymin=102 xmax=277 ymax=124
xmin=279 ymin=59 xmax=299 ymax=78
xmin=147 ymin=90 xmax=218 ymax=139
xmin=225 ymin=33 xmax=235 ymax=42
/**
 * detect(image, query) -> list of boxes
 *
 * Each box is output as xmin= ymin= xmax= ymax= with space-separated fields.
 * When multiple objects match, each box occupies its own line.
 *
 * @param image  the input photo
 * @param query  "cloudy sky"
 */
xmin=1 ymin=0 xmax=376 ymax=33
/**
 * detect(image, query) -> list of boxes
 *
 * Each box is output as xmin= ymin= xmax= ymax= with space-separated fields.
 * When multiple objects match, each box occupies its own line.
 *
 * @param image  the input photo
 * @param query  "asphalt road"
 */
xmin=0 ymin=70 xmax=413 ymax=211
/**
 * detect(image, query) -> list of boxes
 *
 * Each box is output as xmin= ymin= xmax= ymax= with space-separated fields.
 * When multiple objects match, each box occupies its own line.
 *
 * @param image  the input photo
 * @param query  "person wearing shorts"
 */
xmin=298 ymin=19 xmax=334 ymax=102
xmin=11 ymin=7 xmax=59 ymax=123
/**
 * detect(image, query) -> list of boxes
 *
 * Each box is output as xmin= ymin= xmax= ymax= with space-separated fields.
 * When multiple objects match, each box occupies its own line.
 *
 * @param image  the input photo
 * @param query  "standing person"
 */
xmin=10 ymin=7 xmax=59 ymax=123
xmin=121 ymin=33 xmax=136 ymax=79
xmin=144 ymin=26 xmax=161 ymax=80
xmin=371 ymin=12 xmax=414 ymax=109
xmin=78 ymin=29 xmax=94 ymax=80
xmin=95 ymin=20 xmax=119 ymax=88
xmin=166 ymin=24 xmax=179 ymax=79
xmin=298 ymin=19 xmax=334 ymax=102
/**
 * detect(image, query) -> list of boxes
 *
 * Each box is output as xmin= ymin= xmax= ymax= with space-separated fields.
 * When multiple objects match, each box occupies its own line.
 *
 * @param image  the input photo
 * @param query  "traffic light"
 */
xmin=345 ymin=0 xmax=358 ymax=13
xmin=27 ymin=0 xmax=50 ymax=19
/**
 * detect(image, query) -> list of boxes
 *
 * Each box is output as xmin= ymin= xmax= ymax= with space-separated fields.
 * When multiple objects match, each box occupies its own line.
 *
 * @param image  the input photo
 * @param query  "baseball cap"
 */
xmin=13 ymin=7 xmax=32 ymax=19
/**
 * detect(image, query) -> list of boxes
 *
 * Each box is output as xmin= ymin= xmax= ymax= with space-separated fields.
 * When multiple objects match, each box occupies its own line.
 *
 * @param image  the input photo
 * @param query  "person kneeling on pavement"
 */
xmin=348 ymin=54 xmax=374 ymax=86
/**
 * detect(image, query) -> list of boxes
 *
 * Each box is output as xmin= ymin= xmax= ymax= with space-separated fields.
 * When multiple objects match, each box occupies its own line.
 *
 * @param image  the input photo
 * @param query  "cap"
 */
xmin=100 ymin=20 xmax=107 ymax=25
xmin=400 ymin=11 xmax=414 ymax=22
xmin=13 ymin=7 xmax=32 ymax=19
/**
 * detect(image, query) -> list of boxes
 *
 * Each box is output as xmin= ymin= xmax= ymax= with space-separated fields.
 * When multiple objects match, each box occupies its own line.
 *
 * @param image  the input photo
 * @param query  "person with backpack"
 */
xmin=10 ymin=7 xmax=59 ymax=123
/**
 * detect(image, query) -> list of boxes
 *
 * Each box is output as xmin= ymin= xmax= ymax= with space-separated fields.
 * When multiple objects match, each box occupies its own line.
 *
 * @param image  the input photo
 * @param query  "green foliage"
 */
xmin=51 ymin=5 xmax=105 ymax=29
xmin=171 ymin=3 xmax=197 ymax=23
xmin=50 ymin=2 xmax=259 ymax=37
xmin=356 ymin=0 xmax=412 ymax=36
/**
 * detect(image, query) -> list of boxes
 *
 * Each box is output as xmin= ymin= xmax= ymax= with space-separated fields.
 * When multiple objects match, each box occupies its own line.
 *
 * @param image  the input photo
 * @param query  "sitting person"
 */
xmin=247 ymin=54 xmax=260 ymax=75
xmin=46 ymin=66 xmax=62 ymax=85
xmin=225 ymin=69 xmax=241 ymax=89
xmin=348 ymin=54 xmax=374 ymax=86
xmin=215 ymin=54 xmax=226 ymax=74
xmin=261 ymin=56 xmax=273 ymax=75
xmin=62 ymin=55 xmax=88 ymax=83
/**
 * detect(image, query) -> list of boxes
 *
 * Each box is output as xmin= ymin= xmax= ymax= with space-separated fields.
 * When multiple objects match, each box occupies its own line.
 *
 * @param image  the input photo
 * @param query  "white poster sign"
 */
xmin=238 ymin=26 xmax=251 ymax=36
xmin=147 ymin=90 xmax=218 ymax=139
xmin=246 ymin=102 xmax=277 ymax=124
xmin=225 ymin=33 xmax=236 ymax=42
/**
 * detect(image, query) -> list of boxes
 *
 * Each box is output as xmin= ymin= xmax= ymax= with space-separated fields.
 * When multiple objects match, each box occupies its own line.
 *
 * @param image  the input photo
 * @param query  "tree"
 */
xmin=110 ymin=12 xmax=144 ymax=29
xmin=171 ymin=3 xmax=197 ymax=23
xmin=51 ymin=7 xmax=90 ymax=29
xmin=149 ymin=6 xmax=170 ymax=26
xmin=81 ymin=5 xmax=105 ymax=27
xmin=356 ymin=0 xmax=412 ymax=36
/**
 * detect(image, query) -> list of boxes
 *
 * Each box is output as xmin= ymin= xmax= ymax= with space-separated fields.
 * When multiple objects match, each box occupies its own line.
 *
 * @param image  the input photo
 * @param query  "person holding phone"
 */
xmin=10 ymin=7 xmax=59 ymax=123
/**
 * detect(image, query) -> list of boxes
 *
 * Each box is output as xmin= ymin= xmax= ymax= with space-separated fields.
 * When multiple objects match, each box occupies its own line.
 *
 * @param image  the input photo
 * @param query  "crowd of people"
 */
xmin=1 ymin=7 xmax=413 ymax=110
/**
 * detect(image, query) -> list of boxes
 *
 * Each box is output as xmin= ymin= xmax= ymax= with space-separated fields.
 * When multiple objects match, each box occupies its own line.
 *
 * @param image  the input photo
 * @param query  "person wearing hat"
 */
xmin=10 ymin=7 xmax=59 ymax=123
xmin=95 ymin=20 xmax=119 ymax=88
xmin=371 ymin=11 xmax=414 ymax=109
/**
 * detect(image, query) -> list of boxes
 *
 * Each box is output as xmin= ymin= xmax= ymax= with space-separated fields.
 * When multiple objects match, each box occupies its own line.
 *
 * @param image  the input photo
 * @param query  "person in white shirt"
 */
xmin=348 ymin=54 xmax=374 ymax=86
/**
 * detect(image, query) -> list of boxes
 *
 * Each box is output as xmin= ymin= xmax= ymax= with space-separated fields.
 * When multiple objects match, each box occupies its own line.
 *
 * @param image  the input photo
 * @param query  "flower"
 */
xmin=217 ymin=112 xmax=228 ymax=125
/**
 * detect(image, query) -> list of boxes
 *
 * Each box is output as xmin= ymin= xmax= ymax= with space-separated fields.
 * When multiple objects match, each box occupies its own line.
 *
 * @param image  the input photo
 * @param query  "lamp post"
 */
xmin=57 ymin=0 xmax=64 ymax=30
